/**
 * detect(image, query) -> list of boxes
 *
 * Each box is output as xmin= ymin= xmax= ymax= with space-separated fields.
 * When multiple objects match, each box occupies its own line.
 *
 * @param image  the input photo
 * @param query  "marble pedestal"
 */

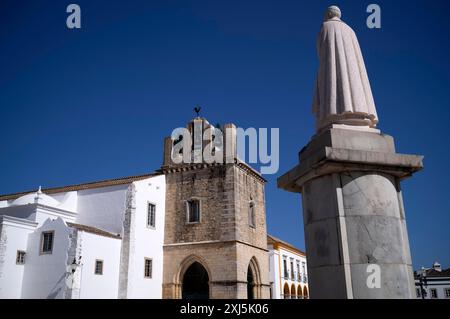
xmin=278 ymin=127 xmax=423 ymax=299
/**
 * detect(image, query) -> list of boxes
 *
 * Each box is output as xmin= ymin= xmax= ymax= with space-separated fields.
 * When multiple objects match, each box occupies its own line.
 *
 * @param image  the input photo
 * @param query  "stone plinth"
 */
xmin=278 ymin=127 xmax=423 ymax=299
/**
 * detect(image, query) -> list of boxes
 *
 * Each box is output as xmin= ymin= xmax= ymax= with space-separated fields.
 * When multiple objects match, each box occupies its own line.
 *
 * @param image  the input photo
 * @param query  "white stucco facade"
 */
xmin=268 ymin=235 xmax=309 ymax=299
xmin=76 ymin=231 xmax=122 ymax=299
xmin=415 ymin=263 xmax=450 ymax=299
xmin=0 ymin=174 xmax=165 ymax=299
xmin=0 ymin=172 xmax=306 ymax=299
xmin=121 ymin=176 xmax=165 ymax=299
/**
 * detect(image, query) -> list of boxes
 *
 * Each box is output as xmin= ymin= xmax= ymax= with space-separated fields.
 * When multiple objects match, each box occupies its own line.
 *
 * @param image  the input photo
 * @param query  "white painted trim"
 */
xmin=0 ymin=215 xmax=38 ymax=230
xmin=36 ymin=204 xmax=77 ymax=219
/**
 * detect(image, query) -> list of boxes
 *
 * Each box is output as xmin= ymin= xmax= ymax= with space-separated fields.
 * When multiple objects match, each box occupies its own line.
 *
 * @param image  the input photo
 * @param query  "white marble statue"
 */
xmin=312 ymin=6 xmax=378 ymax=132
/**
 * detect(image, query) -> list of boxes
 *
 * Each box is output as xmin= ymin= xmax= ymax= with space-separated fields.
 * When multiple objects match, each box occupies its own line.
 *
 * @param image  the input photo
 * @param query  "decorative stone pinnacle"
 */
xmin=34 ymin=186 xmax=43 ymax=203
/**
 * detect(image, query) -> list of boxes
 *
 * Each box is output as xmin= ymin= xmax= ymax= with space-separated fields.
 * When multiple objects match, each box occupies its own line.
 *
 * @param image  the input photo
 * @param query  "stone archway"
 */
xmin=303 ymin=286 xmax=309 ymax=299
xmin=291 ymin=284 xmax=296 ymax=299
xmin=247 ymin=257 xmax=262 ymax=299
xmin=174 ymin=255 xmax=212 ymax=299
xmin=298 ymin=285 xmax=303 ymax=299
xmin=283 ymin=283 xmax=290 ymax=299
xmin=247 ymin=265 xmax=255 ymax=299
xmin=182 ymin=262 xmax=209 ymax=299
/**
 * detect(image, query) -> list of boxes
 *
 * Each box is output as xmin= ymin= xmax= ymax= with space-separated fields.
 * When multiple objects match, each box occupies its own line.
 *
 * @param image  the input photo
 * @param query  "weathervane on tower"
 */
xmin=194 ymin=106 xmax=201 ymax=118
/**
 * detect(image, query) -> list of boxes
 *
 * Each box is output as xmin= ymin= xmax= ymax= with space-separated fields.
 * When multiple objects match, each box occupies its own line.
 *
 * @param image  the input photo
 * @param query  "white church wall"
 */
xmin=0 ymin=216 xmax=37 ymax=299
xmin=50 ymin=191 xmax=78 ymax=212
xmin=76 ymin=185 xmax=128 ymax=235
xmin=21 ymin=218 xmax=71 ymax=299
xmin=126 ymin=175 xmax=166 ymax=299
xmin=77 ymin=231 xmax=121 ymax=299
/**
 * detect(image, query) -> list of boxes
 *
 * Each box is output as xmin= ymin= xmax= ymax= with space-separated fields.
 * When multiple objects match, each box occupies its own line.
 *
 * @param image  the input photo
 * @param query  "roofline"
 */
xmin=0 ymin=215 xmax=38 ymax=229
xmin=67 ymin=222 xmax=121 ymax=239
xmin=0 ymin=172 xmax=162 ymax=201
xmin=160 ymin=159 xmax=267 ymax=184
xmin=267 ymin=234 xmax=306 ymax=256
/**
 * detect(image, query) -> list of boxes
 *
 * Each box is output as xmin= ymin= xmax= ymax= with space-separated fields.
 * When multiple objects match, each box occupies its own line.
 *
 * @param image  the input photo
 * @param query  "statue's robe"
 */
xmin=312 ymin=17 xmax=378 ymax=132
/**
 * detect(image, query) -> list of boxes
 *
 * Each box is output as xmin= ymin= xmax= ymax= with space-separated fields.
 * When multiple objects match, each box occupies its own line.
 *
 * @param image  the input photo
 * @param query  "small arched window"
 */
xmin=248 ymin=201 xmax=255 ymax=228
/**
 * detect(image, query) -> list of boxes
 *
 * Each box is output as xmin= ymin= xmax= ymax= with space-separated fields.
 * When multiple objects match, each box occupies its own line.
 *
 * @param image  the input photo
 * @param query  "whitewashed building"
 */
xmin=268 ymin=235 xmax=309 ymax=299
xmin=0 ymin=174 xmax=166 ymax=299
xmin=415 ymin=262 xmax=450 ymax=299
xmin=0 ymin=117 xmax=309 ymax=299
xmin=0 ymin=172 xmax=309 ymax=299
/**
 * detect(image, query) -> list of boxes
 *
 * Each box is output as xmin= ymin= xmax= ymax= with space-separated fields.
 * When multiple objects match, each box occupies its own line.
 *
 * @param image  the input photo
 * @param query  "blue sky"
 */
xmin=0 ymin=0 xmax=449 ymax=270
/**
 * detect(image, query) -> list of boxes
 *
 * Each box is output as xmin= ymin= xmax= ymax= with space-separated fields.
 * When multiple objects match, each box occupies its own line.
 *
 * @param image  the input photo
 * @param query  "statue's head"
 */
xmin=325 ymin=5 xmax=341 ymax=21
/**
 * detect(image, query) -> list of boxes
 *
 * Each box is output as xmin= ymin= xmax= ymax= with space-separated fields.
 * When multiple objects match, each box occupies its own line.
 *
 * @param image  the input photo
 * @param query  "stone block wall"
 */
xmin=162 ymin=118 xmax=270 ymax=299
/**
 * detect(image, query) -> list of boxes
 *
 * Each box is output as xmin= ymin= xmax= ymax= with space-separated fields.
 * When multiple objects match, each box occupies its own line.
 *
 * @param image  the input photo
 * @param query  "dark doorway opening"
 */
xmin=247 ymin=265 xmax=255 ymax=299
xmin=182 ymin=262 xmax=209 ymax=299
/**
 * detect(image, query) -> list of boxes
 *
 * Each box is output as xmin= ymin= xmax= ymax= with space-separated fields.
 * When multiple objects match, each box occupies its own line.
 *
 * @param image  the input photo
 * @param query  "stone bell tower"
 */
xmin=278 ymin=6 xmax=423 ymax=299
xmin=161 ymin=117 xmax=270 ymax=299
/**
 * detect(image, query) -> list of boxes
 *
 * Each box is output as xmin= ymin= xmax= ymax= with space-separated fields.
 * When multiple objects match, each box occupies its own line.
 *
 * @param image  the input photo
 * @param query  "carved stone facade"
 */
xmin=161 ymin=118 xmax=271 ymax=299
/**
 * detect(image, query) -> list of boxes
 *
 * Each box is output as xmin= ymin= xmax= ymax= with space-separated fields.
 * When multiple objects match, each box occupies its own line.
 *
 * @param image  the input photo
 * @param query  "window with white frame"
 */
xmin=302 ymin=262 xmax=307 ymax=283
xmin=147 ymin=203 xmax=156 ymax=228
xmin=186 ymin=199 xmax=200 ymax=223
xmin=283 ymin=256 xmax=288 ymax=278
xmin=430 ymin=288 xmax=438 ymax=299
xmin=40 ymin=231 xmax=54 ymax=254
xmin=16 ymin=251 xmax=26 ymax=265
xmin=445 ymin=288 xmax=450 ymax=298
xmin=290 ymin=259 xmax=295 ymax=280
xmin=95 ymin=260 xmax=103 ymax=275
xmin=144 ymin=258 xmax=153 ymax=278
xmin=249 ymin=201 xmax=255 ymax=228
xmin=296 ymin=261 xmax=301 ymax=282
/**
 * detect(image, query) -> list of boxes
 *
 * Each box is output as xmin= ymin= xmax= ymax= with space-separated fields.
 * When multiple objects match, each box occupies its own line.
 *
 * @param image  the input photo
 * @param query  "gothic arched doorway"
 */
xmin=182 ymin=262 xmax=209 ymax=299
xmin=247 ymin=265 xmax=255 ymax=299
xmin=247 ymin=257 xmax=262 ymax=299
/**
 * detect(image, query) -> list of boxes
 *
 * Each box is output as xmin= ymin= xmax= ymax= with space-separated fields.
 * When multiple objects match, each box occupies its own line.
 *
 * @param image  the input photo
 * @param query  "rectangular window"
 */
xmin=290 ymin=260 xmax=295 ymax=280
xmin=283 ymin=257 xmax=288 ymax=278
xmin=430 ymin=288 xmax=438 ymax=299
xmin=248 ymin=202 xmax=255 ymax=228
xmin=147 ymin=203 xmax=156 ymax=228
xmin=445 ymin=288 xmax=450 ymax=298
xmin=297 ymin=262 xmax=301 ymax=282
xmin=16 ymin=251 xmax=26 ymax=265
xmin=302 ymin=262 xmax=307 ymax=283
xmin=187 ymin=200 xmax=200 ymax=223
xmin=144 ymin=258 xmax=153 ymax=278
xmin=95 ymin=260 xmax=103 ymax=275
xmin=40 ymin=231 xmax=54 ymax=254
